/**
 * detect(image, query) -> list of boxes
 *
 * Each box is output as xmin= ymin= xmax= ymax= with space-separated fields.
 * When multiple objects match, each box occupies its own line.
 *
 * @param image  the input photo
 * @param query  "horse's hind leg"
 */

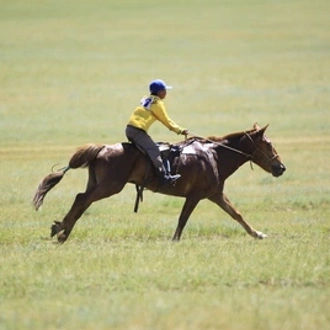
xmin=51 ymin=191 xmax=93 ymax=243
xmin=51 ymin=182 xmax=125 ymax=243
xmin=172 ymin=197 xmax=200 ymax=241
xmin=208 ymin=193 xmax=267 ymax=239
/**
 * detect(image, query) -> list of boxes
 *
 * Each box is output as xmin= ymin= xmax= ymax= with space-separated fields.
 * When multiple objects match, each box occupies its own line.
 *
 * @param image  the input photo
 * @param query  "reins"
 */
xmin=186 ymin=130 xmax=277 ymax=170
xmin=187 ymin=131 xmax=252 ymax=159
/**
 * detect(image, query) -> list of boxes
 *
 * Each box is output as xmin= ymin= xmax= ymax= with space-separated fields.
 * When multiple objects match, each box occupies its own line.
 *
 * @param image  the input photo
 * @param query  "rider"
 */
xmin=126 ymin=79 xmax=188 ymax=185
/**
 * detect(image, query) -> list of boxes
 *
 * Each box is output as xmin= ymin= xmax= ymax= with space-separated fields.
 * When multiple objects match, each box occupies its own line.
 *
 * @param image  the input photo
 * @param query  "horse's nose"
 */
xmin=272 ymin=163 xmax=286 ymax=177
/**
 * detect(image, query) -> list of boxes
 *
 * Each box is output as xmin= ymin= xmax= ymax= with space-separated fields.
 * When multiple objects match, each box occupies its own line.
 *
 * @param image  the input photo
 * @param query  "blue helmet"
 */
xmin=149 ymin=79 xmax=173 ymax=94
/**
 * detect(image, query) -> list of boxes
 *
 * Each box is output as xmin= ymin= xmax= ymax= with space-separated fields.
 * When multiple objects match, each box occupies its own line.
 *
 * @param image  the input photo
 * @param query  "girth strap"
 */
xmin=134 ymin=161 xmax=152 ymax=213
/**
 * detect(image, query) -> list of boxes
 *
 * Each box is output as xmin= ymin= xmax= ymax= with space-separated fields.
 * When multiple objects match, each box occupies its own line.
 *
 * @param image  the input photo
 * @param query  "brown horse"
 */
xmin=33 ymin=124 xmax=286 ymax=243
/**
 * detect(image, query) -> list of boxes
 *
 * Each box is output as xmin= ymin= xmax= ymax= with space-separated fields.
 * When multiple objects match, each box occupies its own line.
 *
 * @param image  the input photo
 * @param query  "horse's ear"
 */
xmin=253 ymin=123 xmax=269 ymax=133
xmin=257 ymin=124 xmax=269 ymax=138
xmin=261 ymin=124 xmax=269 ymax=133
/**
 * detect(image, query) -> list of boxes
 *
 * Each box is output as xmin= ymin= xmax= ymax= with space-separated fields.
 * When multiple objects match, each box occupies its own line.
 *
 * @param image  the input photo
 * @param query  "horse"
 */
xmin=32 ymin=123 xmax=286 ymax=243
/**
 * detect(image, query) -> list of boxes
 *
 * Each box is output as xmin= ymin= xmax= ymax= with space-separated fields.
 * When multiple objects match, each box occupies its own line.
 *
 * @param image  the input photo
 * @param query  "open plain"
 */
xmin=1 ymin=1 xmax=329 ymax=329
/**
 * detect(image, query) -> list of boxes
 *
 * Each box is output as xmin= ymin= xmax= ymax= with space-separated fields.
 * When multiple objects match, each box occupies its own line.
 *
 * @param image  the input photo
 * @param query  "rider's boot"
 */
xmin=157 ymin=166 xmax=181 ymax=186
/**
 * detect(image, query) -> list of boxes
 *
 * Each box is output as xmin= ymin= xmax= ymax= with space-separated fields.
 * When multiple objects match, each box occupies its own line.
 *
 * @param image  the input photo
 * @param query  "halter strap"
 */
xmin=243 ymin=132 xmax=279 ymax=163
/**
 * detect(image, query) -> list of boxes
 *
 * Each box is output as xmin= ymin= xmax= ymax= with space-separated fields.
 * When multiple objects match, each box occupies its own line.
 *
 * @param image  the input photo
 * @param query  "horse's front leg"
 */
xmin=208 ymin=193 xmax=267 ymax=239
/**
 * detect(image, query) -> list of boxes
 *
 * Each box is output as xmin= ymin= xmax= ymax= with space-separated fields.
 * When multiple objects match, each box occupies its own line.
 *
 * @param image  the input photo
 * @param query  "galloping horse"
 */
xmin=33 ymin=124 xmax=286 ymax=243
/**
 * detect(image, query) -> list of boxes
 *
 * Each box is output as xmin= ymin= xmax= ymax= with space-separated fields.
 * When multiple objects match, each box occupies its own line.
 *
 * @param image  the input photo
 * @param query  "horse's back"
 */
xmin=96 ymin=142 xmax=139 ymax=160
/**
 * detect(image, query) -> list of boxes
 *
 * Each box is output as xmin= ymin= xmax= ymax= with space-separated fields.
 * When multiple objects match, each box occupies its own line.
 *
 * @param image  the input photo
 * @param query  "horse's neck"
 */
xmin=210 ymin=133 xmax=251 ymax=178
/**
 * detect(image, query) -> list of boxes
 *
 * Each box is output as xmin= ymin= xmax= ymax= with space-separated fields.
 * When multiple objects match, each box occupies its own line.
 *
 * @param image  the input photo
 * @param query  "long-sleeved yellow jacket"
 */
xmin=127 ymin=95 xmax=185 ymax=134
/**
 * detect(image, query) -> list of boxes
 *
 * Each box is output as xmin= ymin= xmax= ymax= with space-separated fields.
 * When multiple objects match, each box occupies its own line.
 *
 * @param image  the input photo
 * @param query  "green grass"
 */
xmin=1 ymin=0 xmax=330 ymax=329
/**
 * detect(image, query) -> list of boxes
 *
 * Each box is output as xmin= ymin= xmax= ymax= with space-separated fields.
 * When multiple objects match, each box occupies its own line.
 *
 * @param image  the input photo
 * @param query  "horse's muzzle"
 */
xmin=271 ymin=163 xmax=286 ymax=177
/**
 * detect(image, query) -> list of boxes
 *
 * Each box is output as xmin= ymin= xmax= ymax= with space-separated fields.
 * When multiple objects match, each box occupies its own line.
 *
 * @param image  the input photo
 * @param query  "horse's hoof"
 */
xmin=50 ymin=221 xmax=61 ymax=237
xmin=255 ymin=231 xmax=267 ymax=239
xmin=57 ymin=233 xmax=67 ymax=244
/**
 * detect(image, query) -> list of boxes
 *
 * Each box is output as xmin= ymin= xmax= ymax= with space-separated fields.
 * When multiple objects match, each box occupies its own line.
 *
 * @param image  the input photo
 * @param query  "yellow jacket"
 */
xmin=128 ymin=95 xmax=185 ymax=134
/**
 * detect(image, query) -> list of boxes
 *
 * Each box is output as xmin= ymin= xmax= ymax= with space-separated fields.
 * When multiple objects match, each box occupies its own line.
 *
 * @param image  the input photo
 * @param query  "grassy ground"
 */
xmin=1 ymin=0 xmax=330 ymax=329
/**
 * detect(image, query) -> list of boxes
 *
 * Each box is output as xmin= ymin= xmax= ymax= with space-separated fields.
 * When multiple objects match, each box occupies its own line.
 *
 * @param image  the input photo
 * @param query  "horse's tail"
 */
xmin=32 ymin=144 xmax=104 ymax=211
xmin=68 ymin=144 xmax=104 ymax=169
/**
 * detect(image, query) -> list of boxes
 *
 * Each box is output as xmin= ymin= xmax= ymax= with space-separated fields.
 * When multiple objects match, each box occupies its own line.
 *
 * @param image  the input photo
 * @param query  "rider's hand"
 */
xmin=181 ymin=129 xmax=189 ymax=136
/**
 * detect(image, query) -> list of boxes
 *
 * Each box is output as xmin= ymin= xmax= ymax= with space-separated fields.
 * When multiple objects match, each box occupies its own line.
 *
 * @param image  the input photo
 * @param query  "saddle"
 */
xmin=156 ymin=142 xmax=182 ymax=176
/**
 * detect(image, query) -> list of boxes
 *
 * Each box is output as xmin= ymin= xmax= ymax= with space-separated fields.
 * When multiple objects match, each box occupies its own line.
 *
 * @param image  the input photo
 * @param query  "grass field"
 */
xmin=1 ymin=0 xmax=330 ymax=329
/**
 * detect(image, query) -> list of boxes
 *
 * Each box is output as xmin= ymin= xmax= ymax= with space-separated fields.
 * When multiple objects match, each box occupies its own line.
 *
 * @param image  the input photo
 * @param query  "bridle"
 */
xmin=243 ymin=132 xmax=280 ymax=165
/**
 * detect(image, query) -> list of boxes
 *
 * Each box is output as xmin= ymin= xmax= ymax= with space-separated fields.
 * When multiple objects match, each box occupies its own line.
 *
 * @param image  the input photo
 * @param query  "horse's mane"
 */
xmin=204 ymin=127 xmax=257 ymax=143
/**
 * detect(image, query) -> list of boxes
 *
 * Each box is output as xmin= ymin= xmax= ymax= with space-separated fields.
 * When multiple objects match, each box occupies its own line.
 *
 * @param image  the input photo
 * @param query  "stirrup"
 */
xmin=164 ymin=173 xmax=181 ymax=182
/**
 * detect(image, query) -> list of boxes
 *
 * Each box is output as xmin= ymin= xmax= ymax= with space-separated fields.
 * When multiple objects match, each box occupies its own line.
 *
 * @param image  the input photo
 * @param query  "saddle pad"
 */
xmin=155 ymin=142 xmax=170 ymax=152
xmin=182 ymin=141 xmax=213 ymax=155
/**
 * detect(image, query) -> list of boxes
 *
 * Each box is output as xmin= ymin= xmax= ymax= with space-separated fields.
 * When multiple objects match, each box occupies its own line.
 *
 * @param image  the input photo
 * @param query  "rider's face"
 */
xmin=158 ymin=89 xmax=167 ymax=99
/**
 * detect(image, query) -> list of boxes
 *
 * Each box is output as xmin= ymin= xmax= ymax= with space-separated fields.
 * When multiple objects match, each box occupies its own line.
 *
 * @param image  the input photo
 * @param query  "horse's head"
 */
xmin=246 ymin=124 xmax=286 ymax=177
